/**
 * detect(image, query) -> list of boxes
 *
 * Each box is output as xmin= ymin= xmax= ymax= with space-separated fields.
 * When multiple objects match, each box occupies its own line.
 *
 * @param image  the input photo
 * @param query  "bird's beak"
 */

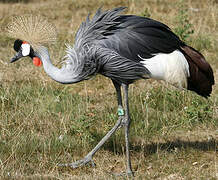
xmin=10 ymin=50 xmax=23 ymax=63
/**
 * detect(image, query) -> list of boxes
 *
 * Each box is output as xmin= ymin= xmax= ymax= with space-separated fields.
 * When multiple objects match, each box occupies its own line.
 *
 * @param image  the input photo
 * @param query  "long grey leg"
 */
xmin=122 ymin=84 xmax=133 ymax=176
xmin=59 ymin=81 xmax=124 ymax=168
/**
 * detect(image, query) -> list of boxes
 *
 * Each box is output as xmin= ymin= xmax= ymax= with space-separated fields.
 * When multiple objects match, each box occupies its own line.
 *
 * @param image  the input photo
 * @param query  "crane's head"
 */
xmin=7 ymin=14 xmax=57 ymax=66
xmin=10 ymin=39 xmax=42 ymax=66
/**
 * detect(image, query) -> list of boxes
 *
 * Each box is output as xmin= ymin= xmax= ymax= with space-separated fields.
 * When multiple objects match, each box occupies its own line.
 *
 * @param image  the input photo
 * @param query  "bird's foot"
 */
xmin=58 ymin=156 xmax=95 ymax=169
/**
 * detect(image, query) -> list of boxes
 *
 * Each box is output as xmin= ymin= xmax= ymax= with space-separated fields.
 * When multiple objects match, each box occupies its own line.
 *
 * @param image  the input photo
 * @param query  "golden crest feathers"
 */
xmin=6 ymin=14 xmax=57 ymax=48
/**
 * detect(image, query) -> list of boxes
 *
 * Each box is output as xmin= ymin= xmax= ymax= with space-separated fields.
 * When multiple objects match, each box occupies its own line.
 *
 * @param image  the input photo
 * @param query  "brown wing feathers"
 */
xmin=181 ymin=45 xmax=214 ymax=97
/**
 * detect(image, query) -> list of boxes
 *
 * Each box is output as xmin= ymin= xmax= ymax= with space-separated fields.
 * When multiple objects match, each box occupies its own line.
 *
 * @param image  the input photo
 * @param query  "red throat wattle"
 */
xmin=21 ymin=41 xmax=42 ymax=67
xmin=33 ymin=57 xmax=42 ymax=67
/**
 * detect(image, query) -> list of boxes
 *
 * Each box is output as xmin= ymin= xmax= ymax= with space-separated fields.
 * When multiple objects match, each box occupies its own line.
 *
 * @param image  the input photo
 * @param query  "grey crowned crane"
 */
xmin=9 ymin=7 xmax=214 ymax=176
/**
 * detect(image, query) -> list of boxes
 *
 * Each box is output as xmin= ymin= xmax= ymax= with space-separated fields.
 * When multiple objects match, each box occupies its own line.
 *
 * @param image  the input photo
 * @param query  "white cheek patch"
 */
xmin=21 ymin=43 xmax=31 ymax=56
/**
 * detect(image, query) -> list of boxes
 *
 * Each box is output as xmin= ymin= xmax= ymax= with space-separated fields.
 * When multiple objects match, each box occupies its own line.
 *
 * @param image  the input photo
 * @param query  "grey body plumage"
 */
xmin=61 ymin=7 xmax=151 ymax=85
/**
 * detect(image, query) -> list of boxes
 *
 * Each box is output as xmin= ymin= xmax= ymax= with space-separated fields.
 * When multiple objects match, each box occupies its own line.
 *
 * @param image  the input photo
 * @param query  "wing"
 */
xmin=74 ymin=7 xmax=184 ymax=62
xmin=97 ymin=15 xmax=185 ymax=61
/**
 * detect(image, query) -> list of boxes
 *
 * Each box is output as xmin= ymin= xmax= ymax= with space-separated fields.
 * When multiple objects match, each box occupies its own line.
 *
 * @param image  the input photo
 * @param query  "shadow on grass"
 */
xmin=94 ymin=132 xmax=217 ymax=156
xmin=133 ymin=139 xmax=217 ymax=156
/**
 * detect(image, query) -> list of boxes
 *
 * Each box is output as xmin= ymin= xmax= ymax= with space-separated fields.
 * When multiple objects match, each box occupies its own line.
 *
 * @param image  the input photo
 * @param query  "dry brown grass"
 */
xmin=0 ymin=0 xmax=217 ymax=179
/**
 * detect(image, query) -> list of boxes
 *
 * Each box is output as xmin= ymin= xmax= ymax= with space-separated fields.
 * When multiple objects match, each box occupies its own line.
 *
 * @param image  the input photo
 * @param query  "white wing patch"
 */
xmin=140 ymin=50 xmax=190 ymax=89
xmin=21 ymin=43 xmax=30 ymax=56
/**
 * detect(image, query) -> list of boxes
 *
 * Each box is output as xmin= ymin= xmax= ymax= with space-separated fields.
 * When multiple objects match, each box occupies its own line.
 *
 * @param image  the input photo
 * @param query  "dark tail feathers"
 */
xmin=181 ymin=45 xmax=214 ymax=98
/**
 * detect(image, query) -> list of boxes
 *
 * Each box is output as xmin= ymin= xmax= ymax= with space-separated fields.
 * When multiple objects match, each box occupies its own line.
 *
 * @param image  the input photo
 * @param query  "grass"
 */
xmin=0 ymin=0 xmax=218 ymax=179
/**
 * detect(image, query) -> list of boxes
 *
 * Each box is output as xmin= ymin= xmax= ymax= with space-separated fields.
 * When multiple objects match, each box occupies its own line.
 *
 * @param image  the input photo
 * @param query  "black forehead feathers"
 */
xmin=14 ymin=39 xmax=23 ymax=52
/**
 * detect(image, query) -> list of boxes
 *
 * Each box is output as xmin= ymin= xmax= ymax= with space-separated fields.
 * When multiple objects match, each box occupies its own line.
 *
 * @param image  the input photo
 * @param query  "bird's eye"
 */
xmin=21 ymin=43 xmax=31 ymax=56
